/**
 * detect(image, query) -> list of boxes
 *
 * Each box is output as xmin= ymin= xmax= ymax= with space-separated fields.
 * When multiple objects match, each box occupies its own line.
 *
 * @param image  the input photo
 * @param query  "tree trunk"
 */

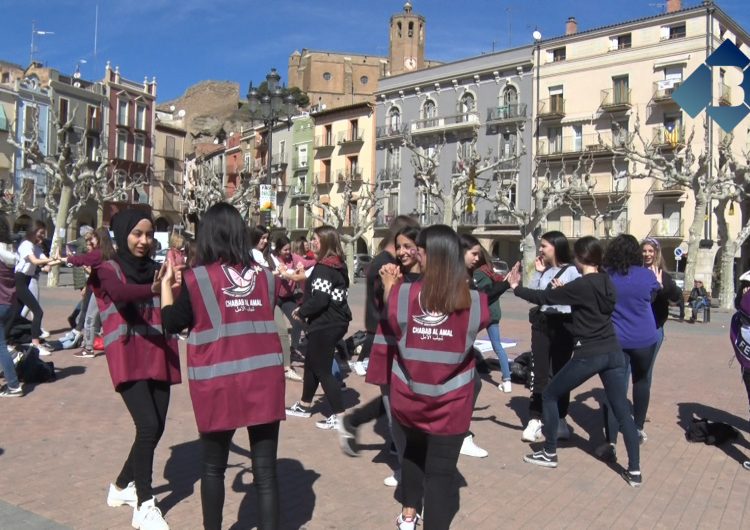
xmin=343 ymin=238 xmax=356 ymax=285
xmin=47 ymin=184 xmax=73 ymax=287
xmin=683 ymin=194 xmax=707 ymax=293
xmin=521 ymin=229 xmax=537 ymax=285
xmin=96 ymin=203 xmax=104 ymax=227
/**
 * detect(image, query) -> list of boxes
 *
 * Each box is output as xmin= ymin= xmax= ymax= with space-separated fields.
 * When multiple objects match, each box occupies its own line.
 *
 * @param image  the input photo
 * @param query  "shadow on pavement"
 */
xmin=55 ymin=365 xmax=86 ymax=380
xmin=229 ymin=457 xmax=320 ymax=530
xmin=677 ymin=402 xmax=750 ymax=465
xmin=156 ymin=438 xmax=201 ymax=514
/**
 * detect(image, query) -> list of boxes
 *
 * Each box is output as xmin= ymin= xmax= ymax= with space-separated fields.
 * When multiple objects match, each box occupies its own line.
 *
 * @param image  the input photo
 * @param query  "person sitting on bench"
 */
xmin=688 ymin=279 xmax=709 ymax=323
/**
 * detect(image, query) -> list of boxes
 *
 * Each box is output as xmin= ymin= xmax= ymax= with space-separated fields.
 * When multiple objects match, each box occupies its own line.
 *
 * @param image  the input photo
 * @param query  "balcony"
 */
xmin=276 ymin=184 xmax=289 ymax=195
xmin=486 ymin=103 xmax=527 ymax=124
xmin=649 ymin=218 xmax=684 ymax=239
xmin=290 ymin=183 xmax=310 ymax=198
xmin=292 ymin=154 xmax=309 ymax=170
xmin=314 ymin=135 xmax=335 ymax=150
xmin=337 ymin=129 xmax=365 ymax=145
xmin=314 ymin=171 xmax=333 ymax=185
xmin=377 ymin=168 xmax=401 ymax=182
xmin=410 ymin=112 xmax=479 ymax=136
xmin=271 ymin=152 xmax=288 ymax=167
xmin=719 ymin=83 xmax=732 ymax=106
xmin=600 ymin=88 xmax=632 ymax=111
xmin=570 ymin=178 xmax=631 ymax=199
xmin=376 ymin=124 xmax=408 ymax=140
xmin=375 ymin=213 xmax=395 ymax=227
xmin=538 ymin=132 xmax=629 ymax=158
xmin=164 ymin=145 xmax=182 ymax=160
xmin=538 ymin=98 xmax=565 ymax=120
xmin=86 ymin=114 xmax=102 ymax=132
xmin=652 ymin=81 xmax=681 ymax=103
xmin=484 ymin=210 xmax=518 ymax=226
xmin=652 ymin=126 xmax=685 ymax=148
xmin=649 ymin=180 xmax=684 ymax=196
xmin=595 ymin=219 xmax=630 ymax=239
xmin=459 ymin=212 xmax=479 ymax=227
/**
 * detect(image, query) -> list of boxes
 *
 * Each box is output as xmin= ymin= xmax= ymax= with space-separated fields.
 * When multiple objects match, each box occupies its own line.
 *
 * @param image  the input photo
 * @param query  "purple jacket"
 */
xmin=608 ymin=266 xmax=660 ymax=349
xmin=731 ymin=290 xmax=750 ymax=369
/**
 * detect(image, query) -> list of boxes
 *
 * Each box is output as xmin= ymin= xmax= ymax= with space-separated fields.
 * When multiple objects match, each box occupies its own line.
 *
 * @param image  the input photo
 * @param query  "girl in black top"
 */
xmin=506 ymin=236 xmax=642 ymax=487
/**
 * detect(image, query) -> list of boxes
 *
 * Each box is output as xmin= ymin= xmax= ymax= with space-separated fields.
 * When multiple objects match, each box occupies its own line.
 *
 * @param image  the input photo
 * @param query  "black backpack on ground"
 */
xmin=685 ymin=418 xmax=740 ymax=445
xmin=510 ymin=351 xmax=532 ymax=387
xmin=15 ymin=346 xmax=56 ymax=384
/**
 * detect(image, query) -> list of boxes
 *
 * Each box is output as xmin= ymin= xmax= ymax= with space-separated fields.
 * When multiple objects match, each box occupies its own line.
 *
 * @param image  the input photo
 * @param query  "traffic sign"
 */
xmin=674 ymin=247 xmax=683 ymax=258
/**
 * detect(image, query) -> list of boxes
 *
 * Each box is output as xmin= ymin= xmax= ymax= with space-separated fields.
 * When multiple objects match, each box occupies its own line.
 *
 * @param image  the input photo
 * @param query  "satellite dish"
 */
xmin=169 ymin=105 xmax=176 ymax=111
xmin=533 ymin=30 xmax=542 ymax=41
xmin=177 ymin=109 xmax=186 ymax=118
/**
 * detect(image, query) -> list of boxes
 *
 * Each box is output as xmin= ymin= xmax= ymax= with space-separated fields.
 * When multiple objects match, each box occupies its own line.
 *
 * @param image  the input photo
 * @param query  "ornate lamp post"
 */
xmin=247 ymin=68 xmax=297 ymax=226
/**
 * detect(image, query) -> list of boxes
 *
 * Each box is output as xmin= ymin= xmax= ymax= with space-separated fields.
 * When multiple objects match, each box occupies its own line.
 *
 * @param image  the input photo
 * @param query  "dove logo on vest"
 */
xmin=673 ymin=39 xmax=750 ymax=132
xmin=221 ymin=265 xmax=263 ymax=311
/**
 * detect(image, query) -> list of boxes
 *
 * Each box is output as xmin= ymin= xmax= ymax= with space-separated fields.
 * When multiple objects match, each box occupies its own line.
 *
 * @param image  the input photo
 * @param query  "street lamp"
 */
xmin=247 ymin=68 xmax=297 ymax=226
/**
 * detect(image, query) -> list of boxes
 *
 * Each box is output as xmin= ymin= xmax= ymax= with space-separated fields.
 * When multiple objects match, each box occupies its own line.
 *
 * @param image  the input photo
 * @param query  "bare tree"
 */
xmin=7 ymin=105 xmax=146 ymax=286
xmin=305 ymin=177 xmax=382 ymax=282
xmin=181 ymin=161 xmax=260 ymax=226
xmin=402 ymin=133 xmax=452 ymax=226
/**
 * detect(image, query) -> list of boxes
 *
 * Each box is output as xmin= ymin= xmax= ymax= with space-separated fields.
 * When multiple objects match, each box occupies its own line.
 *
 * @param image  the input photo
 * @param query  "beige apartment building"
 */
xmin=152 ymin=108 xmax=187 ymax=231
xmin=310 ymin=102 xmax=376 ymax=253
xmin=535 ymin=0 xmax=748 ymax=273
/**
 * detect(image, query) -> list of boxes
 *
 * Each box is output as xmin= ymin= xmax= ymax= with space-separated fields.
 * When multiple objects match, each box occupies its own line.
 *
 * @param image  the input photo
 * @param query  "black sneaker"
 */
xmin=0 ymin=383 xmax=24 ymax=397
xmin=290 ymin=349 xmax=306 ymax=363
xmin=622 ymin=470 xmax=642 ymax=487
xmin=523 ymin=450 xmax=558 ymax=468
xmin=337 ymin=415 xmax=360 ymax=457
xmin=285 ymin=401 xmax=312 ymax=418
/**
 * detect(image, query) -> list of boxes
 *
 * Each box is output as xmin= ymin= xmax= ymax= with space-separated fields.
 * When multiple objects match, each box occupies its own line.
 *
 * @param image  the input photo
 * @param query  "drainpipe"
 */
xmin=705 ymin=1 xmax=715 ymax=242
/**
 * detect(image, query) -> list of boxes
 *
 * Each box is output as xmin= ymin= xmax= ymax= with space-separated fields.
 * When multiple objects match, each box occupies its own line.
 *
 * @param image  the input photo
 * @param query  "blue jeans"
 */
xmin=647 ymin=326 xmax=665 ymax=384
xmin=541 ymin=349 xmax=640 ymax=472
xmin=0 ymin=304 xmax=19 ymax=389
xmin=487 ymin=322 xmax=511 ymax=381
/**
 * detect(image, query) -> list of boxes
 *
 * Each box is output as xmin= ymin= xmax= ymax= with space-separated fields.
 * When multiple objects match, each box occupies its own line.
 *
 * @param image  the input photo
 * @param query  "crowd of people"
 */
xmin=0 ymin=203 xmax=746 ymax=530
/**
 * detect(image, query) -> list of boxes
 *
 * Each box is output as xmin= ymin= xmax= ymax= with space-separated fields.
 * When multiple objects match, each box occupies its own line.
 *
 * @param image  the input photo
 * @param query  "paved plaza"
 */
xmin=1 ymin=279 xmax=750 ymax=529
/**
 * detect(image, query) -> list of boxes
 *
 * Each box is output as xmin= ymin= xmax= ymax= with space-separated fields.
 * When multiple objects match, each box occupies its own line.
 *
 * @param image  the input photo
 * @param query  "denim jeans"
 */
xmin=0 ymin=304 xmax=19 ymax=389
xmin=82 ymin=295 xmax=100 ymax=350
xmin=647 ymin=326 xmax=665 ymax=384
xmin=486 ymin=322 xmax=511 ymax=381
xmin=541 ymin=349 xmax=640 ymax=472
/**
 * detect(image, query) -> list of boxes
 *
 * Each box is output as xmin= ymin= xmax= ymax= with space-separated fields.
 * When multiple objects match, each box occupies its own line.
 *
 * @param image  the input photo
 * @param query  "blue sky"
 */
xmin=1 ymin=0 xmax=749 ymax=102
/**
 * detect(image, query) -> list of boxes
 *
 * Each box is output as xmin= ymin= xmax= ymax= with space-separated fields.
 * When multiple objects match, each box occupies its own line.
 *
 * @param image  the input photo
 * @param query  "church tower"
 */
xmin=388 ymin=2 xmax=426 ymax=76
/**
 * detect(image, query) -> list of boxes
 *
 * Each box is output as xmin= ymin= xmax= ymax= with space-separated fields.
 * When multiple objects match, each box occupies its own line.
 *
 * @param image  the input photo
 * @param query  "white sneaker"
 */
xmin=39 ymin=329 xmax=50 ymax=339
xmin=460 ymin=434 xmax=488 ymax=458
xmin=285 ymin=368 xmax=303 ymax=382
xmin=353 ymin=361 xmax=367 ymax=376
xmin=638 ymin=429 xmax=648 ymax=445
xmin=557 ymin=418 xmax=571 ymax=440
xmin=522 ymin=419 xmax=544 ymax=442
xmin=499 ymin=380 xmax=512 ymax=393
xmin=36 ymin=345 xmax=53 ymax=356
xmin=396 ymin=512 xmax=421 ymax=530
xmin=315 ymin=414 xmax=340 ymax=430
xmin=107 ymin=481 xmax=137 ymax=507
xmin=384 ymin=474 xmax=399 ymax=487
xmin=131 ymin=497 xmax=169 ymax=530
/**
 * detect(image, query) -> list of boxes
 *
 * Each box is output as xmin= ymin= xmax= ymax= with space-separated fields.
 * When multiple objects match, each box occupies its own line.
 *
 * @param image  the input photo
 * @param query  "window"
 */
xmin=360 ymin=75 xmax=369 ymax=85
xmin=322 ymin=160 xmax=331 ymax=183
xmin=58 ymin=98 xmax=69 ymax=126
xmin=323 ymin=72 xmax=332 ymax=81
xmin=551 ymin=47 xmax=566 ymax=62
xmin=662 ymin=24 xmax=686 ymax=40
xmin=135 ymin=104 xmax=146 ymax=130
xmin=548 ymin=126 xmax=562 ymax=153
xmin=24 ymin=105 xmax=38 ymax=137
xmin=349 ymin=156 xmax=359 ymax=178
xmin=388 ymin=107 xmax=401 ymax=132
xmin=117 ymin=131 xmax=127 ymax=159
xmin=0 ymin=104 xmax=8 ymax=131
xmin=350 ymin=119 xmax=358 ymax=141
xmin=117 ymin=99 xmax=129 ymax=126
xmin=502 ymin=86 xmax=518 ymax=107
xmin=500 ymin=132 xmax=517 ymax=158
xmin=572 ymin=125 xmax=582 ymax=151
xmin=459 ymin=93 xmax=475 ymax=115
xmin=324 ymin=125 xmax=332 ymax=145
xmin=166 ymin=136 xmax=176 ymax=159
xmin=422 ymin=99 xmax=437 ymax=126
xmin=244 ymin=153 xmax=252 ymax=171
xmin=86 ymin=105 xmax=100 ymax=131
xmin=1 ymin=73 xmax=9 ymax=83
xmin=549 ymin=86 xmax=564 ymax=113
xmin=85 ymin=135 xmax=99 ymax=161
xmin=610 ymin=33 xmax=632 ymax=50
xmin=408 ymin=22 xmax=414 ymax=37
xmin=295 ymin=204 xmax=306 ymax=229
xmin=612 ymin=75 xmax=629 ymax=104
xmin=397 ymin=22 xmax=402 ymax=38
xmin=135 ymin=135 xmax=145 ymax=163
xmin=298 ymin=144 xmax=308 ymax=167
xmin=385 ymin=145 xmax=401 ymax=174
xmin=165 ymin=159 xmax=176 ymax=183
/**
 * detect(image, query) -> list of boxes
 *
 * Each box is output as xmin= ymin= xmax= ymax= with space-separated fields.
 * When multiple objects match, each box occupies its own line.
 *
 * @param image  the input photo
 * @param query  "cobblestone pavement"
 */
xmin=1 ymin=280 xmax=749 ymax=529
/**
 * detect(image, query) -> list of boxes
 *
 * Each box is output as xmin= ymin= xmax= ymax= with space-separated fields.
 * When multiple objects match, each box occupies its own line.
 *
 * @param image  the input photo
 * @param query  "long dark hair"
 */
xmin=541 ymin=230 xmax=572 ymax=265
xmin=250 ymin=224 xmax=270 ymax=259
xmin=574 ymin=236 xmax=604 ymax=269
xmin=273 ymin=235 xmax=291 ymax=257
xmin=25 ymin=220 xmax=45 ymax=242
xmin=459 ymin=233 xmax=490 ymax=269
xmin=394 ymin=225 xmax=421 ymax=248
xmin=93 ymin=226 xmax=115 ymax=261
xmin=314 ymin=225 xmax=345 ymax=261
xmin=0 ymin=214 xmax=12 ymax=245
xmin=603 ymin=234 xmax=641 ymax=275
xmin=416 ymin=225 xmax=471 ymax=313
xmin=195 ymin=203 xmax=252 ymax=267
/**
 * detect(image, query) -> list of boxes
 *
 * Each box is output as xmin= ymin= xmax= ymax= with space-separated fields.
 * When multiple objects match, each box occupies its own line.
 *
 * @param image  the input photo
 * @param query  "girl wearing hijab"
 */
xmin=96 ymin=210 xmax=181 ymax=530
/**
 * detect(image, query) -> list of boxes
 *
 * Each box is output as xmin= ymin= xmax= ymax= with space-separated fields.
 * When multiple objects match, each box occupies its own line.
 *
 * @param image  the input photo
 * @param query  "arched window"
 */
xmin=459 ymin=92 xmax=475 ymax=115
xmin=422 ymin=99 xmax=437 ymax=127
xmin=408 ymin=22 xmax=414 ymax=37
xmin=397 ymin=22 xmax=402 ymax=38
xmin=388 ymin=107 xmax=401 ymax=133
xmin=502 ymin=86 xmax=518 ymax=107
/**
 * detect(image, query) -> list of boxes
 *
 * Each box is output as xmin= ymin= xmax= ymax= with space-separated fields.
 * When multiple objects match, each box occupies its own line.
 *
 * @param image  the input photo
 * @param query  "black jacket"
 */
xmin=514 ymin=272 xmax=621 ymax=357
xmin=364 ymin=250 xmax=398 ymax=332
xmin=298 ymin=262 xmax=352 ymax=333
xmin=651 ymin=271 xmax=682 ymax=328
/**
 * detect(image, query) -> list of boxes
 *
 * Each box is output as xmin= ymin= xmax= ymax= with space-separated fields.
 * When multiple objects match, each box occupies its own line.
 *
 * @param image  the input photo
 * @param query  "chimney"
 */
xmin=566 ymin=17 xmax=578 ymax=36
xmin=666 ymin=0 xmax=681 ymax=13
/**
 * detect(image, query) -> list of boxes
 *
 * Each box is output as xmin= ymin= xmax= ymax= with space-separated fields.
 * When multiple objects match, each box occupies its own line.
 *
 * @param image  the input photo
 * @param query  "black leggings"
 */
xmin=399 ymin=422 xmax=465 ymax=530
xmin=201 ymin=422 xmax=280 ymax=530
xmin=278 ymin=298 xmax=304 ymax=351
xmin=529 ymin=314 xmax=574 ymax=420
xmin=9 ymin=273 xmax=43 ymax=339
xmin=301 ymin=326 xmax=347 ymax=414
xmin=116 ymin=380 xmax=171 ymax=506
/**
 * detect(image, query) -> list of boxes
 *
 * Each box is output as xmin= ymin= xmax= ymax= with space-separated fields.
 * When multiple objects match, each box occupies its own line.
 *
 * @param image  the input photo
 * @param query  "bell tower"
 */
xmin=388 ymin=1 xmax=426 ymax=76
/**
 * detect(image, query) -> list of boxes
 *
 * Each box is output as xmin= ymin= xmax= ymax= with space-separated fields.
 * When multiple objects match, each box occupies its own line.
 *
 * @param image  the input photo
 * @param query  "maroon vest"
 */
xmin=387 ymin=282 xmax=488 ymax=435
xmin=96 ymin=260 xmax=181 ymax=389
xmin=184 ymin=263 xmax=285 ymax=433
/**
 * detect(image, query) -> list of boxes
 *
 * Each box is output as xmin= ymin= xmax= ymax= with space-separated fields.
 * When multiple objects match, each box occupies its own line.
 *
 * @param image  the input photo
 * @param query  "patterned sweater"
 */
xmin=298 ymin=262 xmax=352 ymax=333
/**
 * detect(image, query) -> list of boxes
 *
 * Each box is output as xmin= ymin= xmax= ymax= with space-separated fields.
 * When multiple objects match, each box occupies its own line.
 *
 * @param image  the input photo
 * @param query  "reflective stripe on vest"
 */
xmin=187 ymin=265 xmax=278 ymax=346
xmin=373 ymin=333 xmax=398 ymax=346
xmin=104 ymin=324 xmax=164 ymax=347
xmin=393 ymin=283 xmax=480 ymax=395
xmin=188 ymin=352 xmax=283 ymax=381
